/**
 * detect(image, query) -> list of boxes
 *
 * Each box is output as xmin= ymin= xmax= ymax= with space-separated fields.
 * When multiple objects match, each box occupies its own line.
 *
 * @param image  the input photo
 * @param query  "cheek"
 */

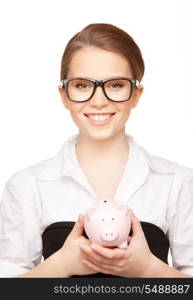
xmin=68 ymin=103 xmax=85 ymax=118
xmin=118 ymin=104 xmax=132 ymax=122
xmin=69 ymin=112 xmax=83 ymax=129
xmin=116 ymin=101 xmax=131 ymax=114
xmin=121 ymin=102 xmax=132 ymax=113
xmin=68 ymin=106 xmax=87 ymax=129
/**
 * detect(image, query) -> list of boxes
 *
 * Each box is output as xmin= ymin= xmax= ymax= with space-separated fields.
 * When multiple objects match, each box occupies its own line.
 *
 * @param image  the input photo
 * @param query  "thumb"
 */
xmin=70 ymin=214 xmax=85 ymax=237
xmin=129 ymin=209 xmax=144 ymax=237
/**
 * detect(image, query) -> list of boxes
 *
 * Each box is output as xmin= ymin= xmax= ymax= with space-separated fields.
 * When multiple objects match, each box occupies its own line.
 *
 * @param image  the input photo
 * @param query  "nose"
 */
xmin=89 ymin=86 xmax=109 ymax=106
xmin=102 ymin=231 xmax=118 ymax=242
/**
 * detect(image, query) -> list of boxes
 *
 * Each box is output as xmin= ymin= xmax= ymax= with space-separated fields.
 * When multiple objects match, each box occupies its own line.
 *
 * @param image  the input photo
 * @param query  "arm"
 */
xmin=0 ymin=175 xmax=43 ymax=277
xmin=14 ymin=250 xmax=70 ymax=278
xmin=144 ymin=255 xmax=193 ymax=278
xmin=0 ymin=173 xmax=95 ymax=278
xmin=79 ymin=209 xmax=193 ymax=277
xmin=166 ymin=169 xmax=193 ymax=277
xmin=15 ymin=215 xmax=97 ymax=278
xmin=79 ymin=169 xmax=193 ymax=278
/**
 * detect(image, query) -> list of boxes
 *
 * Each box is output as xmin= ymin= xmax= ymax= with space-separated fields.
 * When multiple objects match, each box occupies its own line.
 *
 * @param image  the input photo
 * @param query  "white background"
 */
xmin=0 ymin=0 xmax=192 ymax=191
xmin=0 ymin=0 xmax=192 ymax=269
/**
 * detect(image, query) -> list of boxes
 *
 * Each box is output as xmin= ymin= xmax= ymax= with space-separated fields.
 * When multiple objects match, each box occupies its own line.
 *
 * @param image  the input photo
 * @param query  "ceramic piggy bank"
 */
xmin=84 ymin=198 xmax=131 ymax=249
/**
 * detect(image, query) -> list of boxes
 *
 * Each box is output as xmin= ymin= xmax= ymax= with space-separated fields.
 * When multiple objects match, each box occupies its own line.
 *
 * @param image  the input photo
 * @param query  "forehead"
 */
xmin=68 ymin=46 xmax=133 ymax=79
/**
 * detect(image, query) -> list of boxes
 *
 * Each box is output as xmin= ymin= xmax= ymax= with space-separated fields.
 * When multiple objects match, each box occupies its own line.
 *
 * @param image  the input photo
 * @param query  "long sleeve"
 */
xmin=0 ymin=169 xmax=43 ymax=277
xmin=168 ymin=167 xmax=193 ymax=275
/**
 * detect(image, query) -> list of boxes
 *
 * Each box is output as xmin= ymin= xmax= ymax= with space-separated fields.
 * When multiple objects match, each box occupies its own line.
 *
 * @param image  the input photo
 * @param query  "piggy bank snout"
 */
xmin=101 ymin=230 xmax=118 ymax=242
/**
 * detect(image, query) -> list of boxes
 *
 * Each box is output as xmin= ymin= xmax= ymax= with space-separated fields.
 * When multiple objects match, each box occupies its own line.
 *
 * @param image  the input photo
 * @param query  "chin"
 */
xmin=82 ymin=128 xmax=118 ymax=142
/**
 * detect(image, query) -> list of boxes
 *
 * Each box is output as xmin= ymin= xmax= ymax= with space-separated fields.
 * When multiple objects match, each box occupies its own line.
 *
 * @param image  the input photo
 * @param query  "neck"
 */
xmin=75 ymin=130 xmax=129 ymax=166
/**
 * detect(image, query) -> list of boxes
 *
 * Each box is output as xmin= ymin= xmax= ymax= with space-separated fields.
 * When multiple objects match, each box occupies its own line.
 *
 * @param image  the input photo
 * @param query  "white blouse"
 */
xmin=0 ymin=133 xmax=193 ymax=277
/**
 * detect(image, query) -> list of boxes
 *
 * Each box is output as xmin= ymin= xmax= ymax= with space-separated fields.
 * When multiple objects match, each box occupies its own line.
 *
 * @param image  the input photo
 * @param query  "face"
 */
xmin=59 ymin=46 xmax=143 ymax=141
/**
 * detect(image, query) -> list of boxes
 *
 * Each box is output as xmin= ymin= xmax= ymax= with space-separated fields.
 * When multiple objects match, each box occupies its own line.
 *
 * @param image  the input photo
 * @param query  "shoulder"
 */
xmin=133 ymin=137 xmax=193 ymax=181
xmin=4 ymin=134 xmax=77 ymax=187
xmin=144 ymin=153 xmax=193 ymax=202
xmin=132 ymin=139 xmax=193 ymax=195
xmin=1 ymin=156 xmax=59 ymax=216
xmin=151 ymin=155 xmax=193 ymax=196
xmin=5 ymin=153 xmax=60 ymax=190
xmin=152 ymin=154 xmax=193 ymax=178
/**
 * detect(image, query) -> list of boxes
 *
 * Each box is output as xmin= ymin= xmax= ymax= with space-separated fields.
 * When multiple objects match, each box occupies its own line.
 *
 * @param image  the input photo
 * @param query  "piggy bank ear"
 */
xmin=117 ymin=204 xmax=129 ymax=216
xmin=85 ymin=207 xmax=98 ymax=219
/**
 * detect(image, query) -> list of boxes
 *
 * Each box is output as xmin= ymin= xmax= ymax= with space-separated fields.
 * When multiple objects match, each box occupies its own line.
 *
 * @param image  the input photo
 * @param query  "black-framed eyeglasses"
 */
xmin=59 ymin=77 xmax=140 ymax=102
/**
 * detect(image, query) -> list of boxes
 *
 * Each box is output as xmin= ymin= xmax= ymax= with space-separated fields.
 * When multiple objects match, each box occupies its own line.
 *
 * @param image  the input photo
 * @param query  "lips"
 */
xmin=84 ymin=113 xmax=115 ymax=121
xmin=83 ymin=112 xmax=116 ymax=126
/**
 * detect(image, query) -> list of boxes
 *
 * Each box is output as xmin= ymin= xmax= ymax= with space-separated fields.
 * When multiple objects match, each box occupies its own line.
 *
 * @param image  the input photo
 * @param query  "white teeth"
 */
xmin=86 ymin=114 xmax=114 ymax=121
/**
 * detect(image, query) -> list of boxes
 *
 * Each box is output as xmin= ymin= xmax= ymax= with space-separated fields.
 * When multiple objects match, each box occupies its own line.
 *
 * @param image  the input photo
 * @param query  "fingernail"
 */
xmin=90 ymin=244 xmax=97 ymax=249
xmin=79 ymin=213 xmax=84 ymax=220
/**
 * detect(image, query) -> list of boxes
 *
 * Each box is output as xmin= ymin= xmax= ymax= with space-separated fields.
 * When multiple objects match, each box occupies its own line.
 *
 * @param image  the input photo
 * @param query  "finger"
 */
xmin=82 ymin=259 xmax=109 ymax=274
xmin=70 ymin=214 xmax=85 ymax=237
xmin=129 ymin=209 xmax=144 ymax=237
xmin=79 ymin=244 xmax=112 ymax=265
xmin=90 ymin=243 xmax=125 ymax=259
xmin=127 ymin=235 xmax=132 ymax=243
xmin=82 ymin=258 xmax=119 ymax=275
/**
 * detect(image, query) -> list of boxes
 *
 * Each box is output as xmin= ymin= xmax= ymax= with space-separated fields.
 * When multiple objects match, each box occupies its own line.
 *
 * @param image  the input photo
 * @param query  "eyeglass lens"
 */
xmin=67 ymin=79 xmax=132 ymax=101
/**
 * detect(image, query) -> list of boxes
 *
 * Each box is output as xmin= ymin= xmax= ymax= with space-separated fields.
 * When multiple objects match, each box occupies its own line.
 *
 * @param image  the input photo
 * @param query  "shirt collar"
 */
xmin=36 ymin=133 xmax=175 ymax=182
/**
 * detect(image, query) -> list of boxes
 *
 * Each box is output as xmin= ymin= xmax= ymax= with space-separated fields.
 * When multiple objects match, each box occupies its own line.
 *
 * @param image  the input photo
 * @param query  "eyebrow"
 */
xmin=67 ymin=75 xmax=131 ymax=80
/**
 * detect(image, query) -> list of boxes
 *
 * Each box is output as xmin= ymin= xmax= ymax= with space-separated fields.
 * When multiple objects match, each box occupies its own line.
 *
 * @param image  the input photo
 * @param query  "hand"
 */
xmin=56 ymin=214 xmax=97 ymax=277
xmin=79 ymin=209 xmax=156 ymax=277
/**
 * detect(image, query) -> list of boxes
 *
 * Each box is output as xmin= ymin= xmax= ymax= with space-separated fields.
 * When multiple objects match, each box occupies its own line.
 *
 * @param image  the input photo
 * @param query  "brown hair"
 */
xmin=60 ymin=23 xmax=145 ymax=82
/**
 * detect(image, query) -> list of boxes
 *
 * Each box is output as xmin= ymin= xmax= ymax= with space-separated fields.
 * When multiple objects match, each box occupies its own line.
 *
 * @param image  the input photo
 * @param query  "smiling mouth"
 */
xmin=84 ymin=113 xmax=116 ymax=121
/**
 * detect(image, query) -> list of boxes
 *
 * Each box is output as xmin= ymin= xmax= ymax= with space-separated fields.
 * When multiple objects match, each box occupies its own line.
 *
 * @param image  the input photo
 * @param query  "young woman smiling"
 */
xmin=0 ymin=23 xmax=193 ymax=278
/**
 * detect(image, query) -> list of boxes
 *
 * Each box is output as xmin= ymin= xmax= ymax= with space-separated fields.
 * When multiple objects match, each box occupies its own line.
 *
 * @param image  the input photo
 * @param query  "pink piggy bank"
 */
xmin=84 ymin=198 xmax=131 ymax=249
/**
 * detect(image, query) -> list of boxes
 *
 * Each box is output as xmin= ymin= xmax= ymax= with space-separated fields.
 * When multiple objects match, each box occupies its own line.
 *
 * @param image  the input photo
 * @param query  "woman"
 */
xmin=0 ymin=23 xmax=193 ymax=278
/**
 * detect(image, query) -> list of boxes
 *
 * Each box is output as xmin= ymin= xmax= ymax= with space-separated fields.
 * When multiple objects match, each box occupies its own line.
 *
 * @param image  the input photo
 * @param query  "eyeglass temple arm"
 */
xmin=135 ymin=79 xmax=140 ymax=87
xmin=59 ymin=79 xmax=66 ymax=88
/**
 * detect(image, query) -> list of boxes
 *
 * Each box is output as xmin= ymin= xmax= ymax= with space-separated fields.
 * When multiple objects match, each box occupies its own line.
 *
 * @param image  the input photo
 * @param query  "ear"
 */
xmin=58 ymin=86 xmax=69 ymax=110
xmin=116 ymin=204 xmax=129 ymax=216
xmin=85 ymin=207 xmax=98 ymax=219
xmin=130 ymin=84 xmax=144 ymax=109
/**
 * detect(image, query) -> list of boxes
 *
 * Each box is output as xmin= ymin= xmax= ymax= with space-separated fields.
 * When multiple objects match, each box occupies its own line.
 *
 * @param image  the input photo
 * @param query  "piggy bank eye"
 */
xmin=104 ymin=200 xmax=107 ymax=203
xmin=101 ymin=218 xmax=105 ymax=221
xmin=112 ymin=217 xmax=114 ymax=220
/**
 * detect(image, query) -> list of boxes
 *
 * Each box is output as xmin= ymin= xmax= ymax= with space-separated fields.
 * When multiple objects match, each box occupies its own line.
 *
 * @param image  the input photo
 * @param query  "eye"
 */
xmin=75 ymin=83 xmax=89 ymax=89
xmin=112 ymin=217 xmax=114 ymax=220
xmin=111 ymin=83 xmax=123 ymax=88
xmin=106 ymin=81 xmax=124 ymax=89
xmin=71 ymin=79 xmax=92 ymax=89
xmin=101 ymin=218 xmax=105 ymax=221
